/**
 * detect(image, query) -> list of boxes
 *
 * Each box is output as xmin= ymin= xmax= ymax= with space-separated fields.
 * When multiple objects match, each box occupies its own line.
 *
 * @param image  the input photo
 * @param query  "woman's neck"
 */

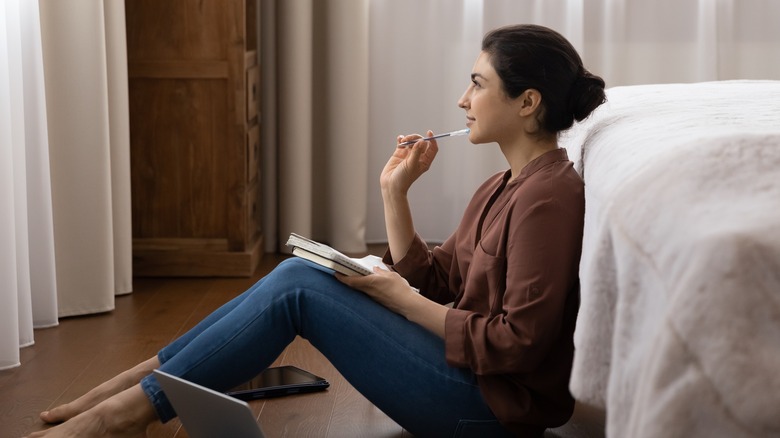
xmin=500 ymin=134 xmax=558 ymax=180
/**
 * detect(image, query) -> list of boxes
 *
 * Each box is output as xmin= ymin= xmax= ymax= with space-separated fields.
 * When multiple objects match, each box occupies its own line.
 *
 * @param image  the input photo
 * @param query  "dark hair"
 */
xmin=482 ymin=24 xmax=606 ymax=135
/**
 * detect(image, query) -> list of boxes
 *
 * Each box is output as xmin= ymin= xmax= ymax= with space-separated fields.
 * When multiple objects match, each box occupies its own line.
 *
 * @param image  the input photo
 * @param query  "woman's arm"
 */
xmin=382 ymin=186 xmax=414 ymax=264
xmin=381 ymin=131 xmax=438 ymax=262
xmin=338 ymin=133 xmax=447 ymax=335
xmin=336 ymin=131 xmax=448 ymax=338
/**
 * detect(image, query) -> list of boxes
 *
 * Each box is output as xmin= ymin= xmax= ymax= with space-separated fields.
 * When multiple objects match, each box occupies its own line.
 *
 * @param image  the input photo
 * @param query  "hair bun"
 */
xmin=568 ymin=69 xmax=606 ymax=122
xmin=482 ymin=24 xmax=606 ymax=134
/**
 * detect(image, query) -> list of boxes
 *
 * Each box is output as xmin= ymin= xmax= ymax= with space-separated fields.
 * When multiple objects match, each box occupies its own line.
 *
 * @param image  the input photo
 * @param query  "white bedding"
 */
xmin=558 ymin=81 xmax=780 ymax=437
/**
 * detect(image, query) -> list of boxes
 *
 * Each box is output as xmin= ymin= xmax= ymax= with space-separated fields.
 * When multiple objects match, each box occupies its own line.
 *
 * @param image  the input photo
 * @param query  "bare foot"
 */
xmin=40 ymin=356 xmax=159 ymax=424
xmin=27 ymin=385 xmax=157 ymax=438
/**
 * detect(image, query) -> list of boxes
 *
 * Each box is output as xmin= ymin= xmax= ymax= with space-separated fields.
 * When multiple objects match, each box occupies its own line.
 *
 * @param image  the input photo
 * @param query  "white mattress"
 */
xmin=558 ymin=81 xmax=780 ymax=437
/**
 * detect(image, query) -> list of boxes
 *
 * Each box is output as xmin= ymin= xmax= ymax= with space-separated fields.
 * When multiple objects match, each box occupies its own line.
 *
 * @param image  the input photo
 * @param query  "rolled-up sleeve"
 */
xmin=383 ymin=233 xmax=457 ymax=305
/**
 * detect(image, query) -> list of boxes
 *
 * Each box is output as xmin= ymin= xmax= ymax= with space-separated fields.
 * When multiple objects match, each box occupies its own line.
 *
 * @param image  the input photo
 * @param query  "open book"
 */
xmin=286 ymin=233 xmax=387 ymax=276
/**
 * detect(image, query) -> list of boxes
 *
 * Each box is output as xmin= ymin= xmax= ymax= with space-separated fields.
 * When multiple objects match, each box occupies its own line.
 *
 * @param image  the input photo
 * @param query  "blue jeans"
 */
xmin=140 ymin=258 xmax=513 ymax=437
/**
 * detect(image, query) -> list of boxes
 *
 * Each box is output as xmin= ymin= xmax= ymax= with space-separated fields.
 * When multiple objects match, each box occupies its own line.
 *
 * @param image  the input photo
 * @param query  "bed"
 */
xmin=557 ymin=80 xmax=780 ymax=437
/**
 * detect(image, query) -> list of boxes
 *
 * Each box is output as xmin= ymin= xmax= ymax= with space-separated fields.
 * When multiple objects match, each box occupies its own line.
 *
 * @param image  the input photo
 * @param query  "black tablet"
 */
xmin=226 ymin=365 xmax=330 ymax=401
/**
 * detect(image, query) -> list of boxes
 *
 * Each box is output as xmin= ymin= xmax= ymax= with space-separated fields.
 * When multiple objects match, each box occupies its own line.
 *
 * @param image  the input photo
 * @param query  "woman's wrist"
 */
xmin=381 ymin=184 xmax=408 ymax=201
xmin=379 ymin=184 xmax=409 ymax=197
xmin=402 ymin=293 xmax=448 ymax=338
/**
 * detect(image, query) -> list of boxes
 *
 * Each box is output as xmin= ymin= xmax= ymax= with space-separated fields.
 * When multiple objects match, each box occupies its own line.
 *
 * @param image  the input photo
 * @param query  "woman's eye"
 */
xmin=471 ymin=79 xmax=481 ymax=88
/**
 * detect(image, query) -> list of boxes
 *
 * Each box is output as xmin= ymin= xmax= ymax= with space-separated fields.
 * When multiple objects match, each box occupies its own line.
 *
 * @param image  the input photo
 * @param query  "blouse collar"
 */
xmin=505 ymin=148 xmax=570 ymax=184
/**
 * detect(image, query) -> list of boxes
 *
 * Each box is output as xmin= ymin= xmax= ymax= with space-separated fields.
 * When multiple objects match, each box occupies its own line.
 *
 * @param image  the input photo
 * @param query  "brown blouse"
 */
xmin=386 ymin=148 xmax=584 ymax=435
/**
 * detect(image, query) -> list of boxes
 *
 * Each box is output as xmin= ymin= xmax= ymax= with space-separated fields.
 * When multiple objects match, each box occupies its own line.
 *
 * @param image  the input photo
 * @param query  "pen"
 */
xmin=397 ymin=128 xmax=470 ymax=147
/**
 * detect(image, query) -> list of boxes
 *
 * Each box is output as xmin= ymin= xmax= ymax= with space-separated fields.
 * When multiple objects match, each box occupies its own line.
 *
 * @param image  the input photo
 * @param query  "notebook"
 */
xmin=285 ymin=232 xmax=388 ymax=276
xmin=153 ymin=369 xmax=265 ymax=438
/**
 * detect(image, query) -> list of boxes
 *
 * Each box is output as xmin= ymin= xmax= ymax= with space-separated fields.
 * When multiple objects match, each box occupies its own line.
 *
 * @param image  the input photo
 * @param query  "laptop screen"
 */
xmin=153 ymin=369 xmax=265 ymax=438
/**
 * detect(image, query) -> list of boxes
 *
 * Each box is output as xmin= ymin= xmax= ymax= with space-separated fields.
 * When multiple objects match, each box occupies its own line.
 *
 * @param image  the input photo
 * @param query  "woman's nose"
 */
xmin=457 ymin=90 xmax=469 ymax=109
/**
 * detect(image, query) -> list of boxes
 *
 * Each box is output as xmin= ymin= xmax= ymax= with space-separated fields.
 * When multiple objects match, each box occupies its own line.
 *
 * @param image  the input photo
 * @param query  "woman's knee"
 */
xmin=274 ymin=257 xmax=320 ymax=279
xmin=265 ymin=257 xmax=335 ymax=292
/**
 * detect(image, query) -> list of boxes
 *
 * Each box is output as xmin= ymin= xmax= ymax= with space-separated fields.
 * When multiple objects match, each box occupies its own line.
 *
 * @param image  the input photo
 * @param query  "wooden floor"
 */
xmin=1 ymin=251 xmax=410 ymax=438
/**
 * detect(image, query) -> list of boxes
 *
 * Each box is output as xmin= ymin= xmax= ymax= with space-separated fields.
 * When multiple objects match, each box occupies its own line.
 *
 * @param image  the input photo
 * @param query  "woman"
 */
xmin=29 ymin=24 xmax=605 ymax=437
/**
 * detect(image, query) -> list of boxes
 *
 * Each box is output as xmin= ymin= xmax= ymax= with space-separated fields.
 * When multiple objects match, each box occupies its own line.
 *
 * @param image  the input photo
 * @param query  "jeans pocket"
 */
xmin=453 ymin=419 xmax=512 ymax=437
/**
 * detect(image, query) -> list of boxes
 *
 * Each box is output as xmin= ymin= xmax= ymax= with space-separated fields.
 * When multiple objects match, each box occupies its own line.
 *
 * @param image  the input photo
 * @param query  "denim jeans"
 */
xmin=140 ymin=258 xmax=513 ymax=437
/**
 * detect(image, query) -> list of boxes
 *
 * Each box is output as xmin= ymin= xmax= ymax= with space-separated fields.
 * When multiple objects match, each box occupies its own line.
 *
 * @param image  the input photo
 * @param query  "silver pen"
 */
xmin=397 ymin=128 xmax=470 ymax=148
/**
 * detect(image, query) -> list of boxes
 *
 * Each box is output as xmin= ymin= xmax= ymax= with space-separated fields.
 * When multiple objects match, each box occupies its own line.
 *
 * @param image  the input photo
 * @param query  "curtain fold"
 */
xmin=314 ymin=0 xmax=370 ymax=253
xmin=40 ymin=0 xmax=128 ymax=316
xmin=104 ymin=0 xmax=133 ymax=296
xmin=276 ymin=0 xmax=314 ymax=250
xmin=1 ymin=0 xmax=58 ymax=370
xmin=18 ymin=0 xmax=57 ymax=332
xmin=0 ymin=0 xmax=131 ymax=370
xmin=266 ymin=0 xmax=370 ymax=253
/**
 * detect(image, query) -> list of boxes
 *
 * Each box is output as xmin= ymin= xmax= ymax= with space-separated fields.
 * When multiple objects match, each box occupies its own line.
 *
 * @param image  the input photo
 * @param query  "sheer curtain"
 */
xmin=365 ymin=0 xmax=780 ymax=243
xmin=0 ymin=0 xmax=131 ymax=370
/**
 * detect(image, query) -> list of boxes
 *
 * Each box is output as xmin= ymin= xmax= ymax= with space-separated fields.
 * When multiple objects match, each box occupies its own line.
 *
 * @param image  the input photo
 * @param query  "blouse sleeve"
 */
xmin=382 ymin=233 xmax=458 ymax=305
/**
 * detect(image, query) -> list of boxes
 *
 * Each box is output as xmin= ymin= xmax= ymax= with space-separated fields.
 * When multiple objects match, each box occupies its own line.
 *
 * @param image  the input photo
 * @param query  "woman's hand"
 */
xmin=335 ymin=268 xmax=417 ymax=316
xmin=380 ymin=130 xmax=439 ymax=196
xmin=336 ymin=268 xmax=448 ymax=338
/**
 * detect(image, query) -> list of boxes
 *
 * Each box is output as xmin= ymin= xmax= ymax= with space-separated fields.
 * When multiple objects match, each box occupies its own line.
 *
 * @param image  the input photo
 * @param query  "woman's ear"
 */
xmin=518 ymin=89 xmax=543 ymax=117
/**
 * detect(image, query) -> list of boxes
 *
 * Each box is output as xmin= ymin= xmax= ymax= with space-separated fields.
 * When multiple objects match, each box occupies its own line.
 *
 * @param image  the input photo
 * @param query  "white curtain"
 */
xmin=0 ymin=0 xmax=131 ymax=370
xmin=365 ymin=0 xmax=780 ymax=243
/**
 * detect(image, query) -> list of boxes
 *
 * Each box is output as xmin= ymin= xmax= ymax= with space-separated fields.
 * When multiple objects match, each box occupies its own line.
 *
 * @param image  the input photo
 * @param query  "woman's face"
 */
xmin=457 ymin=51 xmax=523 ymax=146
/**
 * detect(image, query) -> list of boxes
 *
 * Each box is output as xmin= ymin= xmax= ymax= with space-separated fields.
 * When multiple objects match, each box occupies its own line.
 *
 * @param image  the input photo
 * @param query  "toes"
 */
xmin=40 ymin=407 xmax=68 ymax=424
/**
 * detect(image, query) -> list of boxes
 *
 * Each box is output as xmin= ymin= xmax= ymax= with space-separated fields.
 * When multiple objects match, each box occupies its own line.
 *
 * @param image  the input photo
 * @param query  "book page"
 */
xmin=354 ymin=255 xmax=388 ymax=272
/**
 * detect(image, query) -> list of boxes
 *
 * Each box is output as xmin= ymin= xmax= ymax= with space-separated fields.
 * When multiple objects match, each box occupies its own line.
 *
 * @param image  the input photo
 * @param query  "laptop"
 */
xmin=153 ymin=369 xmax=266 ymax=438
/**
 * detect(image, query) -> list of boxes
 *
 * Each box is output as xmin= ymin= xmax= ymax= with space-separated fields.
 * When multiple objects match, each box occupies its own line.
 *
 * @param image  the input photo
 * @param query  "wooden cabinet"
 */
xmin=126 ymin=0 xmax=262 ymax=276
